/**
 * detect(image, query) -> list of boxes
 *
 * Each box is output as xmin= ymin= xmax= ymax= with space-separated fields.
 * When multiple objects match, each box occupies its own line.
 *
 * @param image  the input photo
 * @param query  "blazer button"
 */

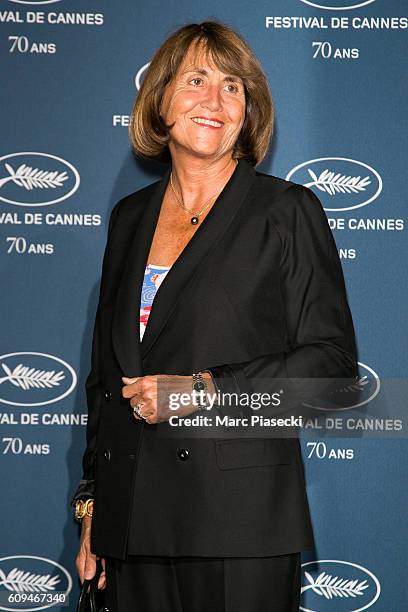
xmin=104 ymin=390 xmax=112 ymax=401
xmin=103 ymin=448 xmax=111 ymax=461
xmin=177 ymin=448 xmax=189 ymax=461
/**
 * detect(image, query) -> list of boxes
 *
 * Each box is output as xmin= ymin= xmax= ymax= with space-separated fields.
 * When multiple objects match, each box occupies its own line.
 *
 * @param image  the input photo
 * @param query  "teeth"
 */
xmin=192 ymin=117 xmax=223 ymax=127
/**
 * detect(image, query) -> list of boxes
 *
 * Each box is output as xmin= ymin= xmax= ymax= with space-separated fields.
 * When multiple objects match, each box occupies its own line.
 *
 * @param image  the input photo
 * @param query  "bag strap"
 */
xmin=76 ymin=558 xmax=103 ymax=612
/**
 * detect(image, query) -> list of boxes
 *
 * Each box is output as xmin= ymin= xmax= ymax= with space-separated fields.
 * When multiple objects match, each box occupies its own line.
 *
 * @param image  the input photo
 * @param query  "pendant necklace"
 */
xmin=169 ymin=160 xmax=238 ymax=225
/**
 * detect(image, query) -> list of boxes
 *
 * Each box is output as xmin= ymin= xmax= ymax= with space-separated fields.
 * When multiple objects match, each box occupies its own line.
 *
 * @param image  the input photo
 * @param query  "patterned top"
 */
xmin=140 ymin=263 xmax=171 ymax=341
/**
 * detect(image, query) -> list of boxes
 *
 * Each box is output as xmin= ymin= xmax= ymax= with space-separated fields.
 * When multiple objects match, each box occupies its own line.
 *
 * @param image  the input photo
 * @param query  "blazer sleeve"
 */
xmin=70 ymin=200 xmax=122 ymax=507
xmin=206 ymin=183 xmax=359 ymax=418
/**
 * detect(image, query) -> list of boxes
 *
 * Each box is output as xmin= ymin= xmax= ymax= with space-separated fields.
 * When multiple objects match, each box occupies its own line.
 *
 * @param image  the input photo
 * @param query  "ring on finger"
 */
xmin=132 ymin=402 xmax=144 ymax=418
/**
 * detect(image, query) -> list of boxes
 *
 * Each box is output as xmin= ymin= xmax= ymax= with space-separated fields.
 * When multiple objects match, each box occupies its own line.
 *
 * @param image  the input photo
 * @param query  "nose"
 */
xmin=201 ymin=83 xmax=222 ymax=112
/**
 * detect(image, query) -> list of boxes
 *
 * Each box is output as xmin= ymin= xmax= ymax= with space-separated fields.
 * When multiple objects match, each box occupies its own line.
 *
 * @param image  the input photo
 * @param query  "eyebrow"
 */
xmin=181 ymin=67 xmax=243 ymax=83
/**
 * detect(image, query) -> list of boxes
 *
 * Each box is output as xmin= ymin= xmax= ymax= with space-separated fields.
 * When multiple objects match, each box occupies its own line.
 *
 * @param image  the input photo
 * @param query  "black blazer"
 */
xmin=71 ymin=159 xmax=358 ymax=560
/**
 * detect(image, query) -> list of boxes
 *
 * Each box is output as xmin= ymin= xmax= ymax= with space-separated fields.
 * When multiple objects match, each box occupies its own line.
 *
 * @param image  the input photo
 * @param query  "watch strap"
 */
xmin=192 ymin=371 xmax=208 ymax=411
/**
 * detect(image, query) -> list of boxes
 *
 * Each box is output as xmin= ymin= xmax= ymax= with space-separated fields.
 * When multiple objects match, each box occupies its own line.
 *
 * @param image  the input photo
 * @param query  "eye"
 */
xmin=189 ymin=77 xmax=204 ymax=86
xmin=225 ymin=83 xmax=240 ymax=94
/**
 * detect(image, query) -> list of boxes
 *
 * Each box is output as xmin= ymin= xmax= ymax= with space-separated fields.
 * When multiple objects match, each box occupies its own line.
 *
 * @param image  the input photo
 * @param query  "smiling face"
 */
xmin=159 ymin=41 xmax=246 ymax=161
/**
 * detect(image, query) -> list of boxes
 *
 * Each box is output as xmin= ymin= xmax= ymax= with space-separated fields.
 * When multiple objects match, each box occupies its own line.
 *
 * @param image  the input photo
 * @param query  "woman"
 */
xmin=71 ymin=20 xmax=358 ymax=611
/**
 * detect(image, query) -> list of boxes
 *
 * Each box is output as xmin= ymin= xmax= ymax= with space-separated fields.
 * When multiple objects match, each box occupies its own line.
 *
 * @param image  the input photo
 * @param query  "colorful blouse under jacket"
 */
xmin=140 ymin=264 xmax=171 ymax=341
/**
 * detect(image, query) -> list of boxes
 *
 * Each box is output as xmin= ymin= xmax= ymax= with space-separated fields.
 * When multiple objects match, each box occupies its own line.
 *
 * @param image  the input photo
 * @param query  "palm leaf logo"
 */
xmin=0 ymin=362 xmax=65 ymax=390
xmin=304 ymin=168 xmax=371 ymax=195
xmin=0 ymin=566 xmax=60 ymax=592
xmin=301 ymin=570 xmax=369 ymax=598
xmin=329 ymin=375 xmax=369 ymax=395
xmin=0 ymin=163 xmax=68 ymax=190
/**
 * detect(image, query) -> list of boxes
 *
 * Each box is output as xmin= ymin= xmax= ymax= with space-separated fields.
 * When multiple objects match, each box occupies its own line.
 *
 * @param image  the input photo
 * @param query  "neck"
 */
xmin=168 ymin=151 xmax=238 ymax=209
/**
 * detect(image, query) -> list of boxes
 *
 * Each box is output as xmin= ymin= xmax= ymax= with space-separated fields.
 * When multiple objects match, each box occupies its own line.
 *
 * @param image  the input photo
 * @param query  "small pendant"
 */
xmin=191 ymin=216 xmax=199 ymax=225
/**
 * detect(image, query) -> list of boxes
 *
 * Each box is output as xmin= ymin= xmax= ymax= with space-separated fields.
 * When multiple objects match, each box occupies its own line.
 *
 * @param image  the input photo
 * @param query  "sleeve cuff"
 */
xmin=204 ymin=364 xmax=240 ymax=395
xmin=203 ymin=365 xmax=244 ymax=417
xmin=70 ymin=479 xmax=95 ymax=508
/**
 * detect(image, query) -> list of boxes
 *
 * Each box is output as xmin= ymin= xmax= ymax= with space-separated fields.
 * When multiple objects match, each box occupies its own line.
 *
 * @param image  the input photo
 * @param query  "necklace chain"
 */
xmin=169 ymin=159 xmax=238 ymax=225
xmin=170 ymin=173 xmax=216 ymax=218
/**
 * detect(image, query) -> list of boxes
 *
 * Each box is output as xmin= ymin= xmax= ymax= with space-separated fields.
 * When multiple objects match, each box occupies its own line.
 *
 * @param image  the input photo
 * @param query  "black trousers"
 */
xmin=104 ymin=552 xmax=301 ymax=612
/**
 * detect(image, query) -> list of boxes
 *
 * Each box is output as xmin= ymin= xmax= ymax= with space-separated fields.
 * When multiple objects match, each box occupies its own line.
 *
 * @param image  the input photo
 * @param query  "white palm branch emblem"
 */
xmin=0 ymin=363 xmax=65 ymax=390
xmin=304 ymin=168 xmax=371 ymax=195
xmin=0 ymin=566 xmax=60 ymax=592
xmin=0 ymin=163 xmax=68 ymax=190
xmin=329 ymin=375 xmax=369 ymax=395
xmin=301 ymin=571 xmax=369 ymax=598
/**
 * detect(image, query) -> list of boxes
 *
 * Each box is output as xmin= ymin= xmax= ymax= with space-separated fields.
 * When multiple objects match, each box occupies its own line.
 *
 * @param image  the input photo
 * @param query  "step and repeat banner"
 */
xmin=0 ymin=1 xmax=406 ymax=610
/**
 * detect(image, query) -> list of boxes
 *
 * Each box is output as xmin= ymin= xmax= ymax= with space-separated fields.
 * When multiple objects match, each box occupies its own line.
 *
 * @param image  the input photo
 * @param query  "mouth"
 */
xmin=191 ymin=116 xmax=224 ymax=128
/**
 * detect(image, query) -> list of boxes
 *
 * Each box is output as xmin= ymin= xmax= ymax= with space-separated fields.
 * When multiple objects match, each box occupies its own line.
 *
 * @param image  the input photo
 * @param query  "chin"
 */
xmin=193 ymin=149 xmax=220 ymax=157
xmin=187 ymin=143 xmax=224 ymax=158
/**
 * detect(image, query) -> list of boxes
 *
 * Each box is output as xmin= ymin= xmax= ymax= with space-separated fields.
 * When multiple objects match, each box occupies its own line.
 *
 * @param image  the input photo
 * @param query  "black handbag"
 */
xmin=76 ymin=558 xmax=108 ymax=612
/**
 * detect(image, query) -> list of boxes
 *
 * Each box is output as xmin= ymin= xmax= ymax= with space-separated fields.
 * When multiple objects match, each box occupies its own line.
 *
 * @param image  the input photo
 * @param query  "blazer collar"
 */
xmin=112 ymin=158 xmax=256 ymax=376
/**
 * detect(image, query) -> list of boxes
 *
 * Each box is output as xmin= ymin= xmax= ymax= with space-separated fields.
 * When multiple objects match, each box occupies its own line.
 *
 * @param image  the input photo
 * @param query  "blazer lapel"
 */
xmin=112 ymin=158 xmax=256 ymax=377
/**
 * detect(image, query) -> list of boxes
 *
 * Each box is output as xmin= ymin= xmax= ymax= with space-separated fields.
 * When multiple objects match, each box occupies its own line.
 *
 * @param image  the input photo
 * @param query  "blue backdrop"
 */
xmin=0 ymin=1 xmax=406 ymax=610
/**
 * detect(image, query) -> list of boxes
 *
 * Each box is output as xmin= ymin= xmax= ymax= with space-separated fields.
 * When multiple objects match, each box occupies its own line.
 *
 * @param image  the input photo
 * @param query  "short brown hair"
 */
xmin=129 ymin=21 xmax=274 ymax=166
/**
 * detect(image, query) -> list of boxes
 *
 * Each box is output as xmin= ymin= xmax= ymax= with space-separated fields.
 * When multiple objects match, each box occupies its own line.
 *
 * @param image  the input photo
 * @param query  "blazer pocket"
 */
xmin=215 ymin=438 xmax=293 ymax=471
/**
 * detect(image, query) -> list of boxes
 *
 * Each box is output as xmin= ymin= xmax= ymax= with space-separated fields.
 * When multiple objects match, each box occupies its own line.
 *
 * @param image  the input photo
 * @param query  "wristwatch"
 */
xmin=75 ymin=498 xmax=94 ymax=522
xmin=192 ymin=371 xmax=209 ymax=411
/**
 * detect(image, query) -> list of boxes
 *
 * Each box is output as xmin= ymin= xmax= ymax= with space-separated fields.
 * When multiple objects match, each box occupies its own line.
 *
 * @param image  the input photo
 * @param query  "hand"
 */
xmin=122 ymin=373 xmax=215 ymax=424
xmin=75 ymin=514 xmax=106 ymax=590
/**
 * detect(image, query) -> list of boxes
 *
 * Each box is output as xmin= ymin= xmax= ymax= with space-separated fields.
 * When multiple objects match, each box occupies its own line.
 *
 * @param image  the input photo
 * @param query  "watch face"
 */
xmin=193 ymin=380 xmax=206 ymax=392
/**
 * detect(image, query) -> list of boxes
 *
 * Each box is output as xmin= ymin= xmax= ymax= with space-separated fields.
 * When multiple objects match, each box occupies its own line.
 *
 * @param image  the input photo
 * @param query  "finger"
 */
xmin=122 ymin=376 xmax=140 ymax=384
xmin=97 ymin=557 xmax=106 ymax=589
xmin=130 ymin=401 xmax=143 ymax=420
xmin=76 ymin=555 xmax=86 ymax=583
xmin=97 ymin=571 xmax=106 ymax=590
xmin=143 ymin=411 xmax=157 ymax=424
xmin=134 ymin=402 xmax=154 ymax=419
xmin=130 ymin=399 xmax=143 ymax=412
xmin=122 ymin=383 xmax=142 ymax=399
xmin=132 ymin=409 xmax=153 ymax=423
xmin=84 ymin=555 xmax=96 ymax=580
